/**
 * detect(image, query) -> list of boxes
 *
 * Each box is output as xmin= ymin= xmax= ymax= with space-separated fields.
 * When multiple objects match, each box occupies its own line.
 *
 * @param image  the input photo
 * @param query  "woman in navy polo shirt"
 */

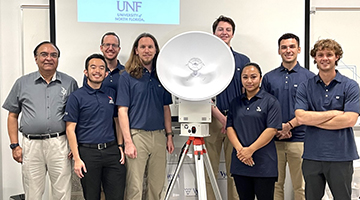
xmin=226 ymin=62 xmax=282 ymax=200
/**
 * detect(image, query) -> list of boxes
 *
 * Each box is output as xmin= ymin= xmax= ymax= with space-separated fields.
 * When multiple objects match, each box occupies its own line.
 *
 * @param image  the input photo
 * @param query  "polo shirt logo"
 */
xmin=61 ymin=87 xmax=67 ymax=97
xmin=108 ymin=96 xmax=114 ymax=104
xmin=256 ymin=106 xmax=261 ymax=112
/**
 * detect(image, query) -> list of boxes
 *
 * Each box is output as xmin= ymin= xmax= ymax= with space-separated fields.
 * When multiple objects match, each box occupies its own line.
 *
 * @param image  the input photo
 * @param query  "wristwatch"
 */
xmin=166 ymin=132 xmax=174 ymax=137
xmin=10 ymin=143 xmax=19 ymax=150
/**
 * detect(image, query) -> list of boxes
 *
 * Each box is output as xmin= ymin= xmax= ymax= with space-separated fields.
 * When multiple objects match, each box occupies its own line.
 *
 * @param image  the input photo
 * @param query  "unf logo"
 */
xmin=117 ymin=1 xmax=142 ymax=12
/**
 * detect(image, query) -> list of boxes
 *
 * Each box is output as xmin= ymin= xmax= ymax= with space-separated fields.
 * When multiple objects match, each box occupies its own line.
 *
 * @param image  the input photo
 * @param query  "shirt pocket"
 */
xmin=329 ymin=95 xmax=345 ymax=110
xmin=291 ymin=84 xmax=299 ymax=99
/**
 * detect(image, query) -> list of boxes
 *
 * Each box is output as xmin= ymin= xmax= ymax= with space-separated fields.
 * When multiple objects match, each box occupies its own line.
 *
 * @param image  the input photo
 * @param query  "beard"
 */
xmin=141 ymin=59 xmax=152 ymax=66
xmin=139 ymin=56 xmax=154 ymax=66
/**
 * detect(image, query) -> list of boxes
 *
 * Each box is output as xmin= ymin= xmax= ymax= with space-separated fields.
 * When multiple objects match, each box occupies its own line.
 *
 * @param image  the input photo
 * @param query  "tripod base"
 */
xmin=165 ymin=137 xmax=223 ymax=200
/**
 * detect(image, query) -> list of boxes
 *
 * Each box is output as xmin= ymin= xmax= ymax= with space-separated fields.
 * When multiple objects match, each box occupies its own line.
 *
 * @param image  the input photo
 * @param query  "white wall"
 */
xmin=312 ymin=0 xmax=360 ymax=7
xmin=1 ymin=0 xmax=360 ymax=200
xmin=55 ymin=0 xmax=305 ymax=83
xmin=0 ymin=1 xmax=48 ymax=199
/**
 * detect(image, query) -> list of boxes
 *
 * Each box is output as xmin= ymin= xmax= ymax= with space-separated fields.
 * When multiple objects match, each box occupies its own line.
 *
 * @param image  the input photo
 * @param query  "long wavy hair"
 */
xmin=125 ymin=33 xmax=160 ymax=79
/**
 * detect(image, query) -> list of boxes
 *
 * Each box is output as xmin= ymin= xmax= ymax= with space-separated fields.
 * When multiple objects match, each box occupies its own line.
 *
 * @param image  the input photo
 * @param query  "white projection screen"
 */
xmin=78 ymin=0 xmax=180 ymax=24
xmin=55 ymin=0 xmax=305 ymax=86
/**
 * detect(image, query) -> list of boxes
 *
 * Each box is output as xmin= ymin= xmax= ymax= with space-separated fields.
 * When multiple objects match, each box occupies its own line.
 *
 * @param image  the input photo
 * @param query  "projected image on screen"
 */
xmin=78 ymin=0 xmax=180 ymax=25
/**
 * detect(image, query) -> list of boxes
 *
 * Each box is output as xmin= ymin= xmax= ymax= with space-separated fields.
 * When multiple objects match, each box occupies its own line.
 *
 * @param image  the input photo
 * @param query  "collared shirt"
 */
xmin=116 ymin=68 xmax=172 ymax=131
xmin=2 ymin=71 xmax=78 ymax=134
xmin=216 ymin=48 xmax=250 ymax=112
xmin=83 ymin=60 xmax=125 ymax=91
xmin=63 ymin=82 xmax=117 ymax=144
xmin=227 ymin=89 xmax=282 ymax=177
xmin=295 ymin=71 xmax=360 ymax=161
xmin=262 ymin=62 xmax=315 ymax=142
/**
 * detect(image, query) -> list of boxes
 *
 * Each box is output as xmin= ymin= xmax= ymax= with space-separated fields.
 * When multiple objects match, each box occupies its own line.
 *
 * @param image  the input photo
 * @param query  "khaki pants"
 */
xmin=125 ymin=129 xmax=167 ymax=200
xmin=204 ymin=117 xmax=239 ymax=200
xmin=274 ymin=141 xmax=305 ymax=200
xmin=22 ymin=135 xmax=71 ymax=200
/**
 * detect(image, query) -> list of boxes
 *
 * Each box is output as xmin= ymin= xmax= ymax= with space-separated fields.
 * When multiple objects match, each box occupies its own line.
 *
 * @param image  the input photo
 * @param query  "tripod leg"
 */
xmin=203 ymin=143 xmax=223 ymax=200
xmin=164 ymin=139 xmax=192 ymax=200
xmin=194 ymin=144 xmax=207 ymax=200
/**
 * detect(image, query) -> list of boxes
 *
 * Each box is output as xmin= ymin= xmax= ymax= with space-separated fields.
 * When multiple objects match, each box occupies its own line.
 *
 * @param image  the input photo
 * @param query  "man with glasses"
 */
xmin=83 ymin=32 xmax=124 ymax=90
xmin=2 ymin=41 xmax=78 ymax=200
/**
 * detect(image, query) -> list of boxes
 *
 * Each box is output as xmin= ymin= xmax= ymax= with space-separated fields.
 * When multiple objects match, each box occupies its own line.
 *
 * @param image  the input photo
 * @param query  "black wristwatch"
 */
xmin=166 ymin=132 xmax=174 ymax=137
xmin=10 ymin=143 xmax=19 ymax=150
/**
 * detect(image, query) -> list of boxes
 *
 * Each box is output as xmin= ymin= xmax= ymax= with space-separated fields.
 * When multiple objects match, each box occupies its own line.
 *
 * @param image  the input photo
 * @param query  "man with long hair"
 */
xmin=117 ymin=33 xmax=175 ymax=200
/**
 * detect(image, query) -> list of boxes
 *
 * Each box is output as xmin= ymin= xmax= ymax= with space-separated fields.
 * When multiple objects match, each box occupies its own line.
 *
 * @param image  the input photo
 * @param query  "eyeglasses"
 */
xmin=102 ymin=43 xmax=120 ymax=49
xmin=38 ymin=52 xmax=58 ymax=58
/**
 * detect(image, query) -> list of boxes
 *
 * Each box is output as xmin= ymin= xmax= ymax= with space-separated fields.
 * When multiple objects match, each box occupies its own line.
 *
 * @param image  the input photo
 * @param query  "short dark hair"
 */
xmin=101 ymin=32 xmax=120 ymax=45
xmin=33 ymin=41 xmax=60 ymax=57
xmin=85 ymin=53 xmax=108 ymax=71
xmin=241 ymin=62 xmax=262 ymax=77
xmin=212 ymin=15 xmax=236 ymax=34
xmin=278 ymin=33 xmax=300 ymax=47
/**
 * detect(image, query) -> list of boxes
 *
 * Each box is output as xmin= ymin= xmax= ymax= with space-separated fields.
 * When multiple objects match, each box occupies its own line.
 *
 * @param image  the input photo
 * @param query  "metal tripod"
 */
xmin=165 ymin=137 xmax=223 ymax=200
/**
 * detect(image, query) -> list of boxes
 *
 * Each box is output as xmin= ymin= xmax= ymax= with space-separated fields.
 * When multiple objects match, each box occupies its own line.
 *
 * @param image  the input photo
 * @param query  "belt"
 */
xmin=78 ymin=140 xmax=116 ymax=150
xmin=23 ymin=131 xmax=65 ymax=140
xmin=221 ymin=110 xmax=229 ymax=116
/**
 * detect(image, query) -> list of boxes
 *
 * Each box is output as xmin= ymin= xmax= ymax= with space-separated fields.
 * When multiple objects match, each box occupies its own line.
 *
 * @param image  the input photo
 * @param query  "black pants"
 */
xmin=79 ymin=144 xmax=126 ymax=200
xmin=302 ymin=159 xmax=353 ymax=200
xmin=233 ymin=175 xmax=277 ymax=200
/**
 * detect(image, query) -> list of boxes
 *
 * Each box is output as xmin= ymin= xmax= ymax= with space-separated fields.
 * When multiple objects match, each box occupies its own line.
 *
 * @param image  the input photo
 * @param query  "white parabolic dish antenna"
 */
xmin=157 ymin=31 xmax=235 ymax=101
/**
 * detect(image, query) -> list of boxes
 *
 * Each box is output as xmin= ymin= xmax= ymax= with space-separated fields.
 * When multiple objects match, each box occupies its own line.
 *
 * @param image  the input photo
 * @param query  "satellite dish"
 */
xmin=157 ymin=31 xmax=235 ymax=101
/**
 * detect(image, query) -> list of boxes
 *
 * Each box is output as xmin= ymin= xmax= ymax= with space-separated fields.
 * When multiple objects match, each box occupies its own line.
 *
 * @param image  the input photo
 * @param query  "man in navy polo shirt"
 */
xmin=295 ymin=39 xmax=360 ymax=200
xmin=82 ymin=32 xmax=125 ymax=89
xmin=117 ymin=33 xmax=174 ymax=200
xmin=262 ymin=33 xmax=314 ymax=200
xmin=64 ymin=54 xmax=126 ymax=200
xmin=205 ymin=15 xmax=250 ymax=200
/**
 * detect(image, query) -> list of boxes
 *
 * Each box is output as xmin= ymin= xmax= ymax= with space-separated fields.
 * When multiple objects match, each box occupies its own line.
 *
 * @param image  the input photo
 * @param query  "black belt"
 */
xmin=23 ymin=131 xmax=65 ymax=140
xmin=221 ymin=110 xmax=229 ymax=116
xmin=78 ymin=140 xmax=116 ymax=150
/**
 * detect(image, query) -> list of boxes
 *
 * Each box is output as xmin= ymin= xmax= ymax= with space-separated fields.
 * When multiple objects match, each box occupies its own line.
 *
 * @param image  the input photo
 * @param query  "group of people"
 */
xmin=3 ymin=31 xmax=173 ymax=200
xmin=2 ymin=14 xmax=359 ymax=200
